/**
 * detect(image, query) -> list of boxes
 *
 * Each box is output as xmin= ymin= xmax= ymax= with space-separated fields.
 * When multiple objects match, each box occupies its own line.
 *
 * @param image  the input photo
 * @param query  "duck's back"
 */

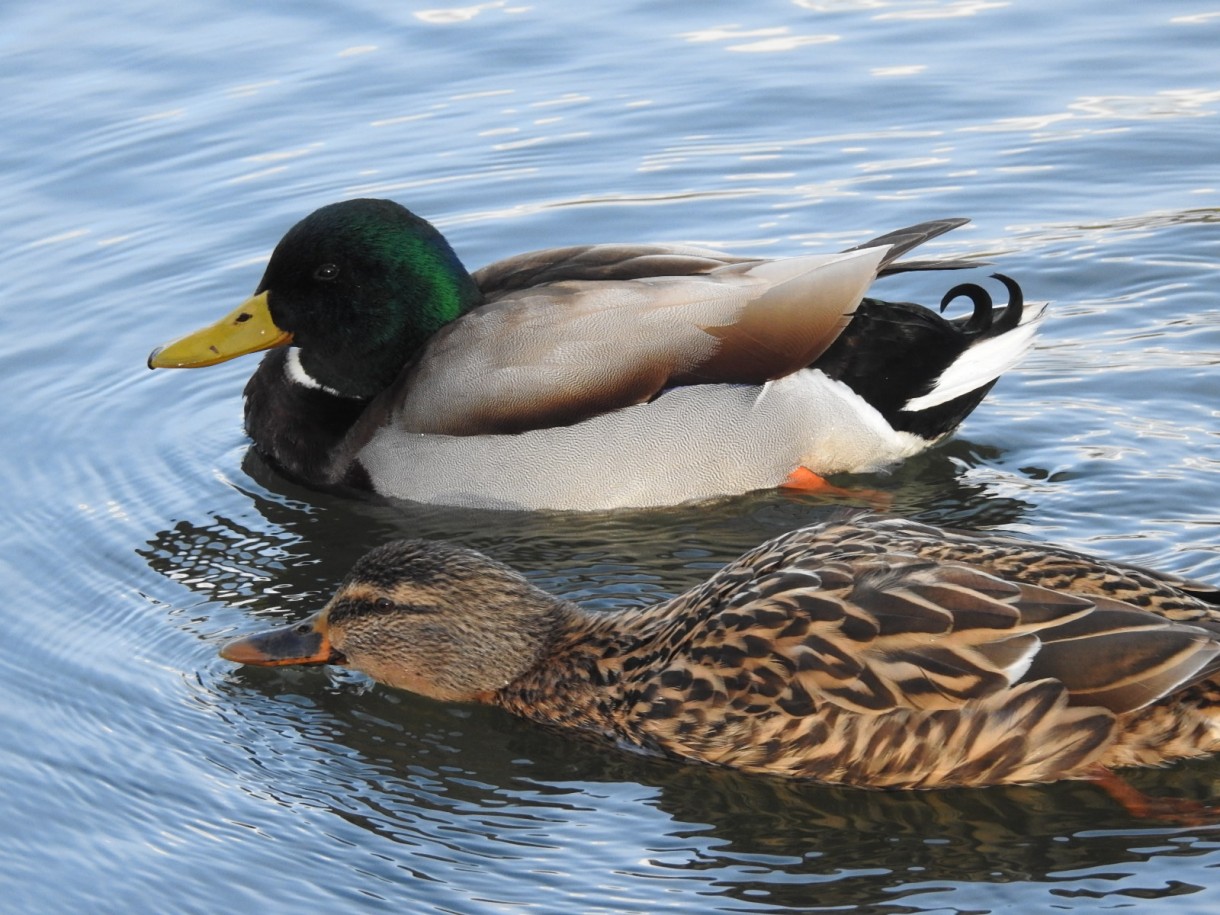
xmin=393 ymin=247 xmax=887 ymax=436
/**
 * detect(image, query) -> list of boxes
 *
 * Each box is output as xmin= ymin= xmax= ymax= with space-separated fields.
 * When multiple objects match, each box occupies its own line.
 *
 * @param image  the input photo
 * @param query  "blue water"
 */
xmin=4 ymin=0 xmax=1220 ymax=911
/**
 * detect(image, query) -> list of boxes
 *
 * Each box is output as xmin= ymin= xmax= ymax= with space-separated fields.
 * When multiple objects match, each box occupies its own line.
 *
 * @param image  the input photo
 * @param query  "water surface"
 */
xmin=4 ymin=1 xmax=1220 ymax=912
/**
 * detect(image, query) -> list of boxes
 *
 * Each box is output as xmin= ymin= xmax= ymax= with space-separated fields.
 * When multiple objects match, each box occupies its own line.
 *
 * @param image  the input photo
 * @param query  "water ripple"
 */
xmin=5 ymin=0 xmax=1220 ymax=911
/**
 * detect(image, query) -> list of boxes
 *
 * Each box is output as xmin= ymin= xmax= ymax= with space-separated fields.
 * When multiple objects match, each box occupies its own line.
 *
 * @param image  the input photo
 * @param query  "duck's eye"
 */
xmin=374 ymin=597 xmax=395 ymax=611
xmin=313 ymin=263 xmax=340 ymax=282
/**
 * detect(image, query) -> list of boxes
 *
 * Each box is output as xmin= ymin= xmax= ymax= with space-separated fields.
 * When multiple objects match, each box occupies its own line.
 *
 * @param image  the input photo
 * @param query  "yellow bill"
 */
xmin=148 ymin=291 xmax=292 ymax=369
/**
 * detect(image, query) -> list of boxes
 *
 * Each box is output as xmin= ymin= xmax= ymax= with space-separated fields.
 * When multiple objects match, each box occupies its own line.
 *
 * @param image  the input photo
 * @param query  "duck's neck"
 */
xmin=491 ymin=600 xmax=681 ymax=746
xmin=242 ymin=348 xmax=375 ymax=488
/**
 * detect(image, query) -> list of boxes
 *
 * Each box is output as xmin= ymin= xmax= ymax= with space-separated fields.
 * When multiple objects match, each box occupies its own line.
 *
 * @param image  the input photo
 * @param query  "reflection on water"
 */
xmin=142 ymin=436 xmax=1038 ymax=617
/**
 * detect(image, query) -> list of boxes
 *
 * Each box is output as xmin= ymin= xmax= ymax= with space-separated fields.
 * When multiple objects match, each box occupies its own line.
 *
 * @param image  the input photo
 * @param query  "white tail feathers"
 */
xmin=902 ymin=300 xmax=1048 ymax=413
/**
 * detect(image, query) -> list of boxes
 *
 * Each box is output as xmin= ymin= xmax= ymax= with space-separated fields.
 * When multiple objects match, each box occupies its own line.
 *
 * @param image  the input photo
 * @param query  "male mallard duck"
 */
xmin=149 ymin=199 xmax=1044 ymax=511
xmin=221 ymin=515 xmax=1220 ymax=797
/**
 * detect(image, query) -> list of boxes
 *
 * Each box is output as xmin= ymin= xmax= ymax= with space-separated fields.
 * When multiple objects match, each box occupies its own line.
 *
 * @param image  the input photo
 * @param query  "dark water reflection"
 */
xmin=143 ymin=436 xmax=1038 ymax=619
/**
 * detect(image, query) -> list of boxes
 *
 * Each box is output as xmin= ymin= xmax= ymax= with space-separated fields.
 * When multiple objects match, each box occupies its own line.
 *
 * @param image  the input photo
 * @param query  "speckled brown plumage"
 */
xmin=220 ymin=515 xmax=1220 ymax=790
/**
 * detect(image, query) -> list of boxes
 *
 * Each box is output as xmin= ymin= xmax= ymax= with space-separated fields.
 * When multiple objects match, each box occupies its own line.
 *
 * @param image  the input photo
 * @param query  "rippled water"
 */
xmin=5 ymin=1 xmax=1220 ymax=911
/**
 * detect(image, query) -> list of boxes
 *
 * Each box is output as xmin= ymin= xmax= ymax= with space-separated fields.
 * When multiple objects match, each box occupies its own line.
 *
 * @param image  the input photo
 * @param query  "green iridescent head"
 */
xmin=257 ymin=198 xmax=482 ymax=397
xmin=149 ymin=198 xmax=482 ymax=400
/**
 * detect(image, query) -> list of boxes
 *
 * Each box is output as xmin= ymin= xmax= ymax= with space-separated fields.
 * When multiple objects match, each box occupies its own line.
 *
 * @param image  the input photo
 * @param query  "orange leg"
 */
xmin=1089 ymin=767 xmax=1220 ymax=826
xmin=779 ymin=467 xmax=893 ymax=510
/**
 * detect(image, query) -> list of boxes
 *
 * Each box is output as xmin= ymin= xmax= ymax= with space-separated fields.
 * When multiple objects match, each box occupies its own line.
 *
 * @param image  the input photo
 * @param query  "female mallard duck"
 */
xmin=149 ymin=199 xmax=1044 ymax=511
xmin=221 ymin=515 xmax=1220 ymax=797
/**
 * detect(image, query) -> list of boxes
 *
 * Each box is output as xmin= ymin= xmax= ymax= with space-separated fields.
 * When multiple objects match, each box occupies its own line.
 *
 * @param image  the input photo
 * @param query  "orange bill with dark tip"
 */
xmin=219 ymin=614 xmax=341 ymax=667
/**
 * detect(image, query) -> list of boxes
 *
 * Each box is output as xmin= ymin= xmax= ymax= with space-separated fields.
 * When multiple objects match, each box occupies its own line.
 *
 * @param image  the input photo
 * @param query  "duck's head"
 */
xmin=219 ymin=539 xmax=569 ymax=702
xmin=149 ymin=199 xmax=482 ymax=399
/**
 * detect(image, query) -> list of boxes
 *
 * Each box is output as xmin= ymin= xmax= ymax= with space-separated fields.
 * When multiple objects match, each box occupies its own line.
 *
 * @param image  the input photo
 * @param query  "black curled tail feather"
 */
xmin=989 ymin=274 xmax=1024 ymax=333
xmin=939 ymin=282 xmax=994 ymax=335
xmin=809 ymin=274 xmax=1029 ymax=442
xmin=938 ymin=274 xmax=1024 ymax=337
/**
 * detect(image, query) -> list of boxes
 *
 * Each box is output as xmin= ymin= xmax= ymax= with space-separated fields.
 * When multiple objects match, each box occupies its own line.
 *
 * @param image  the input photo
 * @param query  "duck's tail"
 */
xmin=811 ymin=273 xmax=1046 ymax=443
xmin=845 ymin=216 xmax=990 ymax=276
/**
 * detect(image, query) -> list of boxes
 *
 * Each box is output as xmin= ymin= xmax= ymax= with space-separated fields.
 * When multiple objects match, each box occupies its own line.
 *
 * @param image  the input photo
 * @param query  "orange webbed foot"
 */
xmin=779 ymin=467 xmax=893 ymax=510
xmin=1090 ymin=767 xmax=1220 ymax=827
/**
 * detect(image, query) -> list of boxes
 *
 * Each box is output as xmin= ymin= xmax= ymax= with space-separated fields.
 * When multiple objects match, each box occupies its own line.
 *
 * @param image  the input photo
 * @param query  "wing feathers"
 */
xmin=622 ymin=516 xmax=1219 ymax=787
xmin=401 ymin=225 xmax=970 ymax=435
xmin=1027 ymin=620 xmax=1220 ymax=712
xmin=399 ymin=250 xmax=885 ymax=434
xmin=850 ymin=583 xmax=955 ymax=635
xmin=684 ymin=553 xmax=1220 ymax=721
xmin=843 ymin=217 xmax=969 ymax=269
xmin=903 ymin=582 xmax=1020 ymax=629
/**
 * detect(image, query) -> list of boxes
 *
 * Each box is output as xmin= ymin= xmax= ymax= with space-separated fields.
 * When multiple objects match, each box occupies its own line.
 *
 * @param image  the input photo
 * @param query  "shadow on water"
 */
xmin=141 ymin=435 xmax=1040 ymax=616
